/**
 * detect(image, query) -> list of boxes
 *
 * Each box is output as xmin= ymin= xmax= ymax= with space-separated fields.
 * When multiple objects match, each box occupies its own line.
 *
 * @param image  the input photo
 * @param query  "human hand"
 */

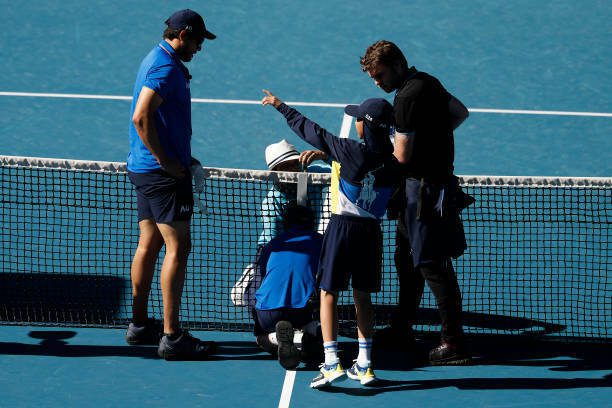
xmin=161 ymin=159 xmax=186 ymax=179
xmin=261 ymin=89 xmax=283 ymax=108
xmin=299 ymin=150 xmax=328 ymax=167
xmin=191 ymin=163 xmax=206 ymax=193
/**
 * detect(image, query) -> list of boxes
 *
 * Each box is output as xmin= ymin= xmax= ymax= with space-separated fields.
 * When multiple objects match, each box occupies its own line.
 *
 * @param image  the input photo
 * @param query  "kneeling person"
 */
xmin=254 ymin=204 xmax=324 ymax=369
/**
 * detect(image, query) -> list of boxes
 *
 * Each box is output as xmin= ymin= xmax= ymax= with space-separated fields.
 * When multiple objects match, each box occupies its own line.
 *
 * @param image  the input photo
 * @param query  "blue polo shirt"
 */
xmin=127 ymin=41 xmax=193 ymax=173
xmin=255 ymin=229 xmax=323 ymax=310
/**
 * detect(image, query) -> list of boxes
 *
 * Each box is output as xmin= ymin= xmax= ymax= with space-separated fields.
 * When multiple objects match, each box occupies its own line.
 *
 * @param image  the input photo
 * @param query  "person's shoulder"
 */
xmin=396 ymin=76 xmax=426 ymax=101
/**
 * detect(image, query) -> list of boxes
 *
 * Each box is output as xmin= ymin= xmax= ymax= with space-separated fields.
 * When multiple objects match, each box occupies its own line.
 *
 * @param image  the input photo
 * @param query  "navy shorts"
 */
xmin=253 ymin=307 xmax=314 ymax=335
xmin=317 ymin=214 xmax=382 ymax=293
xmin=128 ymin=169 xmax=194 ymax=224
xmin=401 ymin=177 xmax=467 ymax=267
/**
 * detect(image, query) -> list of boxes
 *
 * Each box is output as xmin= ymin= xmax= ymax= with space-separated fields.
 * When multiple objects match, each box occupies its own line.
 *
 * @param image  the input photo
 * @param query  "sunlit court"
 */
xmin=1 ymin=1 xmax=610 ymax=407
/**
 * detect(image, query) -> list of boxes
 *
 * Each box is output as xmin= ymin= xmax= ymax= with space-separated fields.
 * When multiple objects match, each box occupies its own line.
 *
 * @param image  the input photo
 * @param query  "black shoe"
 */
xmin=157 ymin=330 xmax=216 ymax=360
xmin=429 ymin=342 xmax=472 ymax=365
xmin=276 ymin=321 xmax=300 ymax=370
xmin=125 ymin=318 xmax=162 ymax=345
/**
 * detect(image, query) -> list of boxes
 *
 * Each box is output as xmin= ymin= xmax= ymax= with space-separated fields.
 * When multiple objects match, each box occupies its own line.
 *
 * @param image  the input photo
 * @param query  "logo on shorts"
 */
xmin=180 ymin=204 xmax=192 ymax=214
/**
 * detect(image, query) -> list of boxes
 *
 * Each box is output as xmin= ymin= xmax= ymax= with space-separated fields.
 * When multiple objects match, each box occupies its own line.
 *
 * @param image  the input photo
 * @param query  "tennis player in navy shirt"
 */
xmin=125 ymin=9 xmax=216 ymax=360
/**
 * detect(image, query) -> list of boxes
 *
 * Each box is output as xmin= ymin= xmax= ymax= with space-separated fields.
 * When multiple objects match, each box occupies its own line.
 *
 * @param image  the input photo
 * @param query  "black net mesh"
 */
xmin=1 ymin=156 xmax=610 ymax=341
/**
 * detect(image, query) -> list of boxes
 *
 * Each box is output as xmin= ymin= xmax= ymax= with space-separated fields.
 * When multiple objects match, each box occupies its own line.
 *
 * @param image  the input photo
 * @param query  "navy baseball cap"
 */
xmin=165 ymin=9 xmax=216 ymax=40
xmin=344 ymin=98 xmax=393 ymax=131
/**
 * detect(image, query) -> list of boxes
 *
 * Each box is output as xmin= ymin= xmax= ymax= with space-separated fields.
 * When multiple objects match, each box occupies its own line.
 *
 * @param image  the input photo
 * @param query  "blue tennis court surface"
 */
xmin=1 ymin=326 xmax=610 ymax=407
xmin=1 ymin=0 xmax=611 ymax=406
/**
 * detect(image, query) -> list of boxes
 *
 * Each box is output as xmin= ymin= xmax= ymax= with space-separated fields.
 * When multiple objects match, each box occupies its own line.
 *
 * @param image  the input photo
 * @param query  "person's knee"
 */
xmin=165 ymin=237 xmax=191 ymax=261
xmin=136 ymin=230 xmax=164 ymax=258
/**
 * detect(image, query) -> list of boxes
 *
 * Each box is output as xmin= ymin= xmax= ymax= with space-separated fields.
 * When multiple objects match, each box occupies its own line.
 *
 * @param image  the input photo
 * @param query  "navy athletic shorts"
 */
xmin=128 ymin=169 xmax=193 ymax=224
xmin=317 ymin=214 xmax=382 ymax=293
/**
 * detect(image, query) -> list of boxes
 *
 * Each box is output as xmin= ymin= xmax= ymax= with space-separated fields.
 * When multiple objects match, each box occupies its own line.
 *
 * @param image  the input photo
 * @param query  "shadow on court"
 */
xmin=338 ymin=305 xmax=566 ymax=338
xmin=317 ymin=374 xmax=612 ymax=396
xmin=0 ymin=330 xmax=273 ymax=361
xmin=321 ymin=332 xmax=612 ymax=376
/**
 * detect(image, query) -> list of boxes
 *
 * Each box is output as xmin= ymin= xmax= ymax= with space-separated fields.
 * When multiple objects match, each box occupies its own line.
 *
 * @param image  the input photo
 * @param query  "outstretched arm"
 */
xmin=262 ymin=90 xmax=352 ymax=162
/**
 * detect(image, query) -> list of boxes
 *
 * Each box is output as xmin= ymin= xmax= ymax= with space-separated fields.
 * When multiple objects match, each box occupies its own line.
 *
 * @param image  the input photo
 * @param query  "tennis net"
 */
xmin=1 ymin=155 xmax=610 ymax=341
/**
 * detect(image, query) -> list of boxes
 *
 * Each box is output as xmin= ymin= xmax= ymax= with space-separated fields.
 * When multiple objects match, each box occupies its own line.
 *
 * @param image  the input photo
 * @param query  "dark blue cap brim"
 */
xmin=203 ymin=30 xmax=216 ymax=40
xmin=344 ymin=104 xmax=361 ymax=118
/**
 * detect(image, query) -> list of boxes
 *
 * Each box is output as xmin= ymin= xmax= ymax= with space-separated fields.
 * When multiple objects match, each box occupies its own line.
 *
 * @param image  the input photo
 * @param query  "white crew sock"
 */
xmin=323 ymin=341 xmax=339 ymax=365
xmin=357 ymin=338 xmax=372 ymax=368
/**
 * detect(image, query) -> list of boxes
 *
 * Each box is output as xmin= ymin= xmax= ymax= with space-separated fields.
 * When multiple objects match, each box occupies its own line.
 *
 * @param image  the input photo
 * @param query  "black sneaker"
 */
xmin=125 ymin=319 xmax=162 ymax=345
xmin=276 ymin=321 xmax=300 ymax=370
xmin=157 ymin=330 xmax=216 ymax=360
xmin=429 ymin=342 xmax=472 ymax=365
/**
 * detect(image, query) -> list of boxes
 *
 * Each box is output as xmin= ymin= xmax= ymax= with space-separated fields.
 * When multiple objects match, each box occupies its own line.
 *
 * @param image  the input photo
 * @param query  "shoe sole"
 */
xmin=276 ymin=321 xmax=300 ymax=370
xmin=347 ymin=370 xmax=377 ymax=386
xmin=310 ymin=372 xmax=346 ymax=389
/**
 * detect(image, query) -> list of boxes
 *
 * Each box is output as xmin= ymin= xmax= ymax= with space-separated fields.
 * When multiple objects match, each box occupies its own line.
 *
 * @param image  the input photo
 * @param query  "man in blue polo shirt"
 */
xmin=125 ymin=9 xmax=216 ymax=360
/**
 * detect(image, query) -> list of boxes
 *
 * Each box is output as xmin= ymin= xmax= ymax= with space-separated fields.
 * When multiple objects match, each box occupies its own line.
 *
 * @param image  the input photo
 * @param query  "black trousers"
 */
xmin=392 ymin=218 xmax=464 ymax=344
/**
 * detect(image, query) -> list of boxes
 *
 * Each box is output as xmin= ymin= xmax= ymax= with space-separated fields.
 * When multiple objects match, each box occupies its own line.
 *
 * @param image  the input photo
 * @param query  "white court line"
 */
xmin=1 ymin=91 xmax=612 ymax=117
xmin=278 ymin=370 xmax=296 ymax=408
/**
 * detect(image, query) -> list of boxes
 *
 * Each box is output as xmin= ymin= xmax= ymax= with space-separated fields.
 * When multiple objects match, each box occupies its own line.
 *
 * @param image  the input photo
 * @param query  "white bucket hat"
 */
xmin=265 ymin=139 xmax=300 ymax=170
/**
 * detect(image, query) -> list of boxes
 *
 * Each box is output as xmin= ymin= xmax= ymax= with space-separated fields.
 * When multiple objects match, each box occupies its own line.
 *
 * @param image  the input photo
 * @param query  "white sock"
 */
xmin=357 ymin=338 xmax=372 ymax=368
xmin=324 ymin=341 xmax=339 ymax=365
xmin=268 ymin=332 xmax=278 ymax=346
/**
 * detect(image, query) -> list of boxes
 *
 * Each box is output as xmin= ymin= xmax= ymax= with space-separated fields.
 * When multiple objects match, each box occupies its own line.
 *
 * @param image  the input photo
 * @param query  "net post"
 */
xmin=297 ymin=172 xmax=308 ymax=206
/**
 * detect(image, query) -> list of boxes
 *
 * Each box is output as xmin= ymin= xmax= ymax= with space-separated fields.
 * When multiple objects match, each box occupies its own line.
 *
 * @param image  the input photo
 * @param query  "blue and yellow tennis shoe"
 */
xmin=309 ymin=362 xmax=346 ymax=389
xmin=346 ymin=360 xmax=377 ymax=386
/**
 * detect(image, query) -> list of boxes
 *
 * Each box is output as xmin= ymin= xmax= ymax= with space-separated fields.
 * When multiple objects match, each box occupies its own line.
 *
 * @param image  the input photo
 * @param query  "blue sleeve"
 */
xmin=143 ymin=63 xmax=177 ymax=100
xmin=276 ymin=103 xmax=361 ymax=165
xmin=257 ymin=188 xmax=286 ymax=246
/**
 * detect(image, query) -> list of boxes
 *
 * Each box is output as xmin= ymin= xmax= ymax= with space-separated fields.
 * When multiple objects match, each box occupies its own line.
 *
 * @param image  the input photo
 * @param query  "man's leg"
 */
xmin=125 ymin=218 xmax=165 ymax=345
xmin=130 ymin=219 xmax=164 ymax=324
xmin=156 ymin=220 xmax=191 ymax=335
xmin=420 ymin=259 xmax=470 ymax=364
